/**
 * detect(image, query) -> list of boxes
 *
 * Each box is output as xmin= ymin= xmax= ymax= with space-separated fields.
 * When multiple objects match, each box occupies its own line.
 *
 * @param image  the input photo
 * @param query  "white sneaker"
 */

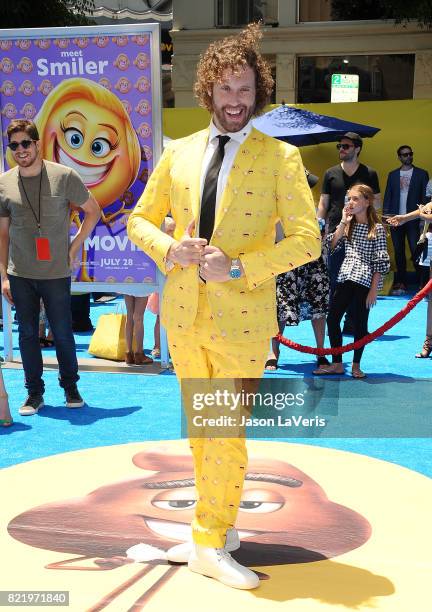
xmin=188 ymin=544 xmax=259 ymax=590
xmin=167 ymin=528 xmax=240 ymax=563
xmin=19 ymin=395 xmax=44 ymax=416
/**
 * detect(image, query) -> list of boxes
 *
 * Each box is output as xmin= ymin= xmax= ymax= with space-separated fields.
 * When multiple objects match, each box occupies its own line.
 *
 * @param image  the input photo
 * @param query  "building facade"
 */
xmin=89 ymin=1 xmax=174 ymax=105
xmin=171 ymin=0 xmax=432 ymax=107
xmin=91 ymin=0 xmax=172 ymax=24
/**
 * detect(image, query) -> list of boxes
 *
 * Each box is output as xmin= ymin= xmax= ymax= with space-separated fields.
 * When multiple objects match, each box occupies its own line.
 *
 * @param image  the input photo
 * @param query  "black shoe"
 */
xmin=65 ymin=385 xmax=84 ymax=408
xmin=19 ymin=394 xmax=44 ymax=416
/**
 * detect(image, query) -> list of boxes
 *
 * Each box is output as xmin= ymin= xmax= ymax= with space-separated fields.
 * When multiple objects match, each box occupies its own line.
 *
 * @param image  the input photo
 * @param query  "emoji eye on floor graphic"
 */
xmin=1 ymin=440 xmax=430 ymax=611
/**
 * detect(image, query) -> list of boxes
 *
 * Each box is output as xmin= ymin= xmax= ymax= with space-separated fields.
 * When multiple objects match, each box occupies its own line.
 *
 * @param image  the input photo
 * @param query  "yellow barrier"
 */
xmin=163 ymin=100 xmax=432 ymax=183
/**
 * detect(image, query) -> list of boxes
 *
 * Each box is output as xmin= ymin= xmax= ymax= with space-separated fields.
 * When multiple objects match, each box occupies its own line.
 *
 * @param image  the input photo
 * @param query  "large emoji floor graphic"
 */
xmin=1 ymin=440 xmax=430 ymax=611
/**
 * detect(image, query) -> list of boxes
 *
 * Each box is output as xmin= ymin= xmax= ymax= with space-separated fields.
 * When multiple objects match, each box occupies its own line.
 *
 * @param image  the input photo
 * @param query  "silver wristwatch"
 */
xmin=229 ymin=258 xmax=241 ymax=279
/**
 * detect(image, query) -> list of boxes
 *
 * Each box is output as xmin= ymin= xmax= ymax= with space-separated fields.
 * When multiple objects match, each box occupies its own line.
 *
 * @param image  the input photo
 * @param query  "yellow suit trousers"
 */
xmin=168 ymin=284 xmax=269 ymax=548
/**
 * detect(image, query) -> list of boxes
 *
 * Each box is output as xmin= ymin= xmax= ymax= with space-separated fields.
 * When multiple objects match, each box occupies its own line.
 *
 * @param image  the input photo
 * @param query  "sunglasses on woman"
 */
xmin=7 ymin=139 xmax=35 ymax=151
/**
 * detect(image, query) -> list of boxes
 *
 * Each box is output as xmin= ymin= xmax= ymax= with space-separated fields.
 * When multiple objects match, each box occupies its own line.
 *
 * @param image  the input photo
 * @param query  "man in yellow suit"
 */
xmin=128 ymin=24 xmax=321 ymax=589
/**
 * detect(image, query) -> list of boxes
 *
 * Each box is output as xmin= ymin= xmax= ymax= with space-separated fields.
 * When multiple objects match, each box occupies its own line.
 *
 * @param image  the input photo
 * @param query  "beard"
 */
xmin=212 ymin=104 xmax=255 ymax=133
xmin=339 ymin=150 xmax=356 ymax=162
xmin=13 ymin=146 xmax=39 ymax=169
xmin=15 ymin=155 xmax=36 ymax=167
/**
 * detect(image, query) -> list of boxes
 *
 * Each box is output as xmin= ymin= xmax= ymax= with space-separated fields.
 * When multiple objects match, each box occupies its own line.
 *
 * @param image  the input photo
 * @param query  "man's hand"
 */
xmin=199 ymin=245 xmax=233 ymax=282
xmin=1 ymin=277 xmax=13 ymax=305
xmin=69 ymin=241 xmax=81 ymax=270
xmin=167 ymin=220 xmax=207 ymax=267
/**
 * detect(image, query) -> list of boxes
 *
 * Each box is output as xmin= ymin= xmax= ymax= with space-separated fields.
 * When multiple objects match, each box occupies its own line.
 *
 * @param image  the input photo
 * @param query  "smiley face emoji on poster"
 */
xmin=17 ymin=56 xmax=33 ymax=73
xmin=0 ymin=57 xmax=14 ymax=74
xmin=34 ymin=39 xmax=51 ymax=50
xmin=0 ymin=80 xmax=16 ymax=96
xmin=20 ymin=102 xmax=37 ymax=120
xmin=15 ymin=39 xmax=32 ymax=50
xmin=24 ymin=78 xmax=141 ymax=217
xmin=2 ymin=102 xmax=17 ymax=120
xmin=93 ymin=35 xmax=110 ymax=48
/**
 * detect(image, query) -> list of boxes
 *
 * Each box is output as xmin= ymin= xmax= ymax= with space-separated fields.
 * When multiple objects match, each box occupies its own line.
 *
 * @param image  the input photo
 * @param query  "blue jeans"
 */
xmin=8 ymin=276 xmax=79 ymax=396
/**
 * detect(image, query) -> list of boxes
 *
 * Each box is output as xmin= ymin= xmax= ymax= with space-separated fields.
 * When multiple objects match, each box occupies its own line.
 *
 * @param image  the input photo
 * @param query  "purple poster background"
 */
xmin=0 ymin=28 xmax=158 ymax=284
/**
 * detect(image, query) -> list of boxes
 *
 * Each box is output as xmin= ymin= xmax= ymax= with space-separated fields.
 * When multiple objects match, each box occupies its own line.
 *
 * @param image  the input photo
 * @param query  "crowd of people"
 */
xmin=0 ymin=20 xmax=431 ymax=592
xmin=266 ymin=131 xmax=431 ymax=375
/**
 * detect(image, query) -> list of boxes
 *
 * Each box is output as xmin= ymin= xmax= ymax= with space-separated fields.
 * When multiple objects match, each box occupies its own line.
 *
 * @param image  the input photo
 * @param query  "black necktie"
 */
xmin=199 ymin=135 xmax=230 ymax=243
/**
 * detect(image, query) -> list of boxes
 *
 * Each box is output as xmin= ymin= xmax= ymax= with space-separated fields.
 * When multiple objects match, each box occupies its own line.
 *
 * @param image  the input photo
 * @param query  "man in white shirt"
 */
xmin=128 ymin=23 xmax=320 ymax=589
xmin=399 ymin=165 xmax=413 ymax=216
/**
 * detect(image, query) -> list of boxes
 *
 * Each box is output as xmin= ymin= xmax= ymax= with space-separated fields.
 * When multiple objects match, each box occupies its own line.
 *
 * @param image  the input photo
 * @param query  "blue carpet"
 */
xmin=1 ymin=293 xmax=431 ymax=477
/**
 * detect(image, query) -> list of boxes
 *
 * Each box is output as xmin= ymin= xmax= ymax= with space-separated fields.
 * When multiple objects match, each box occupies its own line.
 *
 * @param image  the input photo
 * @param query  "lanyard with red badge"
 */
xmin=19 ymin=163 xmax=51 ymax=261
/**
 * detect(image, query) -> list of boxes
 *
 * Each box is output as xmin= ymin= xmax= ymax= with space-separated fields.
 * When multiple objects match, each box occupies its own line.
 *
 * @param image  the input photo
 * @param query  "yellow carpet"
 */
xmin=1 ymin=440 xmax=430 ymax=611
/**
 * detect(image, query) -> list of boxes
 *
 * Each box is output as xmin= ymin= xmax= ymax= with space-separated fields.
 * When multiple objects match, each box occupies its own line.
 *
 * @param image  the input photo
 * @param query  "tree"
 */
xmin=329 ymin=0 xmax=432 ymax=29
xmin=0 ymin=0 xmax=95 ymax=28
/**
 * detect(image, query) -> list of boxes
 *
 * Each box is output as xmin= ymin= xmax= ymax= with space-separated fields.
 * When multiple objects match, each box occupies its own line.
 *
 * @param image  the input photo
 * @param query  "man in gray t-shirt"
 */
xmin=0 ymin=119 xmax=100 ymax=416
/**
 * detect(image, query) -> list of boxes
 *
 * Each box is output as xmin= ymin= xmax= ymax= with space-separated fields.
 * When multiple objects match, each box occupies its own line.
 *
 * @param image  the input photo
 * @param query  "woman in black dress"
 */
xmin=266 ymin=169 xmax=330 ymax=370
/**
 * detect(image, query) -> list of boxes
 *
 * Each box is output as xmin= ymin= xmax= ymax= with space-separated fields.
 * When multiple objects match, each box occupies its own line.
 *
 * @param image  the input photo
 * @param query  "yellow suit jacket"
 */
xmin=127 ymin=127 xmax=321 ymax=342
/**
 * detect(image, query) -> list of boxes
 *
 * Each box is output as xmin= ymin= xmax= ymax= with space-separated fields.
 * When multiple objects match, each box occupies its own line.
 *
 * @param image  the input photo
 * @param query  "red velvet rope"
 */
xmin=277 ymin=278 xmax=432 ymax=356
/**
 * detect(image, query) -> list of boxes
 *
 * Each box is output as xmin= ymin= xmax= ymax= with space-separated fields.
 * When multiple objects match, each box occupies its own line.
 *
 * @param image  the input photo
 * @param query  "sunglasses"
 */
xmin=336 ymin=143 xmax=355 ymax=150
xmin=7 ymin=139 xmax=35 ymax=151
xmin=399 ymin=152 xmax=413 ymax=157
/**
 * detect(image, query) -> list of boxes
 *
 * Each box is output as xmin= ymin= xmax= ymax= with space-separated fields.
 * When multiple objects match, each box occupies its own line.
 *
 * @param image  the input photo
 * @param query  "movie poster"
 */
xmin=0 ymin=24 xmax=161 ymax=286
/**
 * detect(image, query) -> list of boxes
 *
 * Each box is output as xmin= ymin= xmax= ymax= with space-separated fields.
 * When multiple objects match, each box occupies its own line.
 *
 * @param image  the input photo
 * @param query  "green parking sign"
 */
xmin=331 ymin=74 xmax=359 ymax=102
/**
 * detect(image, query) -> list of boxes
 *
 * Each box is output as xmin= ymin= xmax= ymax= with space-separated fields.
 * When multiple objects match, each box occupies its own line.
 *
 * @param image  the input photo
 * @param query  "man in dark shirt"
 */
xmin=318 ymin=132 xmax=381 ymax=235
xmin=317 ymin=132 xmax=381 ymax=333
xmin=383 ymin=144 xmax=429 ymax=294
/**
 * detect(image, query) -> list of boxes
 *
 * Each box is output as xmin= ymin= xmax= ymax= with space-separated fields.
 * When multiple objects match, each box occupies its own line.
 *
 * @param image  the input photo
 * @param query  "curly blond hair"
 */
xmin=194 ymin=23 xmax=274 ymax=115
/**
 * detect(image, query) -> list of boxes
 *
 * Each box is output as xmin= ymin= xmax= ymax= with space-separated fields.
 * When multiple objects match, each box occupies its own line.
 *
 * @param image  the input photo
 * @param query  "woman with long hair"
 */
xmin=315 ymin=184 xmax=390 ymax=378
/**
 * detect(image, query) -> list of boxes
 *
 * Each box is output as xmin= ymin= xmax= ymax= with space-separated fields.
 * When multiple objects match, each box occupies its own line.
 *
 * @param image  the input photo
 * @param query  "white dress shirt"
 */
xmin=199 ymin=119 xmax=253 ymax=217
